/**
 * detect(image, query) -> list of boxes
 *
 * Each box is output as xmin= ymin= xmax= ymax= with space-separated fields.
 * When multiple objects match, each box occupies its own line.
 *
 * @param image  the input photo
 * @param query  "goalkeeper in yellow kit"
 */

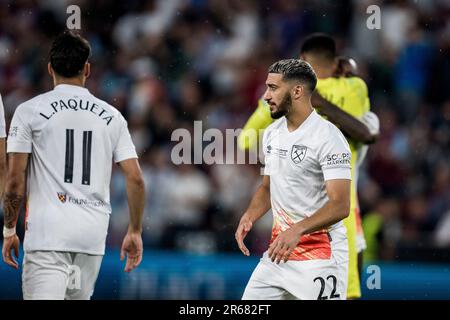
xmin=238 ymin=34 xmax=379 ymax=299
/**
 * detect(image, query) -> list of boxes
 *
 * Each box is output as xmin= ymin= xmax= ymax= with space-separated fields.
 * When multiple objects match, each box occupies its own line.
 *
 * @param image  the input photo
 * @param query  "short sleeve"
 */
xmin=318 ymin=125 xmax=352 ymax=181
xmin=7 ymin=103 xmax=33 ymax=153
xmin=113 ymin=114 xmax=138 ymax=163
xmin=0 ymin=94 xmax=6 ymax=138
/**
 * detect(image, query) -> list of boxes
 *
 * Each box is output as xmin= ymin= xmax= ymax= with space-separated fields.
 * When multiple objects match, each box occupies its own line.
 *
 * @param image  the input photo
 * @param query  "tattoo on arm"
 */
xmin=3 ymin=193 xmax=23 ymax=228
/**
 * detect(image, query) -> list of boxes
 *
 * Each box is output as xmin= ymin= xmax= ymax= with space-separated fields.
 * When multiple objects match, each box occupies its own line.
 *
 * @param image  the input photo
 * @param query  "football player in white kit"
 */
xmin=2 ymin=31 xmax=145 ymax=300
xmin=236 ymin=59 xmax=351 ymax=300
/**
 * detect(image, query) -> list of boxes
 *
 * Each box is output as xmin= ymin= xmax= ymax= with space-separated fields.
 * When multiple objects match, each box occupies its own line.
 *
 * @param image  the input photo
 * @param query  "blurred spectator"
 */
xmin=394 ymin=23 xmax=434 ymax=122
xmin=159 ymin=164 xmax=211 ymax=250
xmin=381 ymin=0 xmax=417 ymax=54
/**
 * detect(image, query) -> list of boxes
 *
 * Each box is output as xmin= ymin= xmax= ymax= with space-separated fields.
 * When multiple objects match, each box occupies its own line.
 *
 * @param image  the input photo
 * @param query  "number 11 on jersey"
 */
xmin=64 ymin=129 xmax=93 ymax=185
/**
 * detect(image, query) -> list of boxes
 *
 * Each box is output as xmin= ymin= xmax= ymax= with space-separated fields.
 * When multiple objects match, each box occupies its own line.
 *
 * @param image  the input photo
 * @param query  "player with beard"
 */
xmin=237 ymin=34 xmax=379 ymax=298
xmin=236 ymin=59 xmax=352 ymax=300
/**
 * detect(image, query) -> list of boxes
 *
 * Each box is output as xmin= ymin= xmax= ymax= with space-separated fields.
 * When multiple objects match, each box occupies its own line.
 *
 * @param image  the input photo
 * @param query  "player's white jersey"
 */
xmin=263 ymin=109 xmax=351 ymax=261
xmin=7 ymin=84 xmax=137 ymax=255
xmin=0 ymin=93 xmax=7 ymax=138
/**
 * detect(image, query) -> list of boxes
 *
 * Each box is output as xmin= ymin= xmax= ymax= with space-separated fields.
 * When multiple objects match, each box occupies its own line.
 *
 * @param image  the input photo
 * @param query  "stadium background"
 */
xmin=0 ymin=0 xmax=449 ymax=299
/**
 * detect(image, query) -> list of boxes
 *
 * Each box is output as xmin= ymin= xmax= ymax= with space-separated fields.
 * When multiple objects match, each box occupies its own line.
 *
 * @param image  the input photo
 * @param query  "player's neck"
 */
xmin=53 ymin=77 xmax=85 ymax=88
xmin=308 ymin=59 xmax=335 ymax=79
xmin=311 ymin=65 xmax=334 ymax=79
xmin=285 ymin=103 xmax=313 ymax=132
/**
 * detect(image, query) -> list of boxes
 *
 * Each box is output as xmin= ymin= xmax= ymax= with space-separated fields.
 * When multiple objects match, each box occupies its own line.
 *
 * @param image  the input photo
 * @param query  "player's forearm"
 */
xmin=292 ymin=199 xmax=349 ymax=237
xmin=125 ymin=176 xmax=145 ymax=233
xmin=0 ymin=139 xmax=6 ymax=198
xmin=0 ymin=163 xmax=5 ymax=200
xmin=3 ymin=177 xmax=26 ymax=229
xmin=325 ymin=108 xmax=374 ymax=144
xmin=312 ymin=92 xmax=374 ymax=144
xmin=243 ymin=183 xmax=271 ymax=223
xmin=0 ymin=171 xmax=5 ymax=199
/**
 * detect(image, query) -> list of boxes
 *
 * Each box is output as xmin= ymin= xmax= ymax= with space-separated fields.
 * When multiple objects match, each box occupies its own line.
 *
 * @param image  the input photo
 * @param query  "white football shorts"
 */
xmin=242 ymin=236 xmax=348 ymax=300
xmin=22 ymin=251 xmax=103 ymax=300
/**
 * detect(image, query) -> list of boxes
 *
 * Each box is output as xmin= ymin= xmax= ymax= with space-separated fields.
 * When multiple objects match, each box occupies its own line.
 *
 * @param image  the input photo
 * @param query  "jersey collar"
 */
xmin=284 ymin=109 xmax=318 ymax=134
xmin=54 ymin=84 xmax=90 ymax=94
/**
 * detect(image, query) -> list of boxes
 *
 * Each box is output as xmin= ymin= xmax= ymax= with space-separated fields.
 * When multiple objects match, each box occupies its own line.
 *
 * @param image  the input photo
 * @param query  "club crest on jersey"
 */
xmin=291 ymin=145 xmax=307 ymax=164
xmin=57 ymin=192 xmax=67 ymax=203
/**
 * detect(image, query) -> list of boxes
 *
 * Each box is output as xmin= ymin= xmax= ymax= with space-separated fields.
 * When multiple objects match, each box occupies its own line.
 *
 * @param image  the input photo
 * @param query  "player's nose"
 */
xmin=263 ymin=89 xmax=271 ymax=103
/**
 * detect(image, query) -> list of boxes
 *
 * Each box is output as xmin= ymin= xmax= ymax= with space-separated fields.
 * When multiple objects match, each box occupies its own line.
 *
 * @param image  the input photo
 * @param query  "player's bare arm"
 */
xmin=268 ymin=179 xmax=350 ymax=264
xmin=235 ymin=175 xmax=271 ymax=256
xmin=0 ymin=138 xmax=6 ymax=198
xmin=311 ymin=92 xmax=377 ymax=144
xmin=117 ymin=158 xmax=145 ymax=272
xmin=2 ymin=153 xmax=29 ymax=269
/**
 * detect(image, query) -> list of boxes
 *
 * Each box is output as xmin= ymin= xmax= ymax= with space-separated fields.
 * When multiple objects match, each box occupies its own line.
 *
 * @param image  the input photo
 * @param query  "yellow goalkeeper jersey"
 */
xmin=238 ymin=76 xmax=370 ymax=299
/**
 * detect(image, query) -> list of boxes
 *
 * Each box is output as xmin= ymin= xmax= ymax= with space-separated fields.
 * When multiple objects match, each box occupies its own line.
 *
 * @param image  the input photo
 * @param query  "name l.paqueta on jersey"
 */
xmin=39 ymin=98 xmax=114 ymax=125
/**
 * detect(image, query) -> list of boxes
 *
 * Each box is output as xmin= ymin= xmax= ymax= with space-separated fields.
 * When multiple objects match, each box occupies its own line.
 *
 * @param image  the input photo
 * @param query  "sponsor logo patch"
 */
xmin=57 ymin=192 xmax=67 ymax=203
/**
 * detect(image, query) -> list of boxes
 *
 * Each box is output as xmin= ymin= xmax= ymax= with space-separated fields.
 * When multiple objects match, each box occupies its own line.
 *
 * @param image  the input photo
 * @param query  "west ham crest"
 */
xmin=291 ymin=145 xmax=307 ymax=164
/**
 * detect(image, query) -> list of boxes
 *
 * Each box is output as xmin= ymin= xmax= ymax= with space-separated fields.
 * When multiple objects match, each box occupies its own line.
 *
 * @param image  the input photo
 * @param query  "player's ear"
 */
xmin=48 ymin=63 xmax=53 ymax=77
xmin=292 ymin=84 xmax=303 ymax=100
xmin=84 ymin=62 xmax=91 ymax=79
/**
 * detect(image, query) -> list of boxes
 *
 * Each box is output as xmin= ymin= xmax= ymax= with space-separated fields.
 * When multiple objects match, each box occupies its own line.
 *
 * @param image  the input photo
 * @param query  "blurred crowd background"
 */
xmin=0 ymin=0 xmax=449 ymax=264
